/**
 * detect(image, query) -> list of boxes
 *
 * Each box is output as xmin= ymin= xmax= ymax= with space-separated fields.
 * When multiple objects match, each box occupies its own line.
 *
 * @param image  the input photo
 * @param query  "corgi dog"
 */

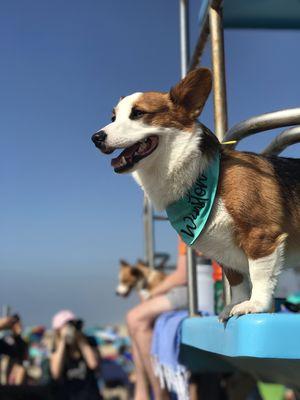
xmin=116 ymin=260 xmax=166 ymax=300
xmin=92 ymin=68 xmax=300 ymax=320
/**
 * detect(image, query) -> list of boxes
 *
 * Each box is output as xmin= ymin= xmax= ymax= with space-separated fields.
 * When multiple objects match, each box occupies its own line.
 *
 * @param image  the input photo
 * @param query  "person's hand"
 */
xmin=75 ymin=330 xmax=86 ymax=345
xmin=139 ymin=289 xmax=152 ymax=301
xmin=0 ymin=316 xmax=17 ymax=331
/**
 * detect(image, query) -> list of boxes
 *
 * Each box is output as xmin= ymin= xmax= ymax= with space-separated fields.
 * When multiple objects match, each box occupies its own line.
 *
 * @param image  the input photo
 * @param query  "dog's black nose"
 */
xmin=92 ymin=130 xmax=107 ymax=144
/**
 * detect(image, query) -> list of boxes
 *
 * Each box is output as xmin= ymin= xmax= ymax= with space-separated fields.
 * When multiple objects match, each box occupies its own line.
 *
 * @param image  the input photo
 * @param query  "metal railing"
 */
xmin=224 ymin=108 xmax=300 ymax=148
xmin=261 ymin=125 xmax=300 ymax=156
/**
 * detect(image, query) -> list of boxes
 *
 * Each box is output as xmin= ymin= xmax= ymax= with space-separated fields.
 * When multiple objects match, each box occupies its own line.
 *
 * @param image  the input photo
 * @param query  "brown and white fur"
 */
xmin=92 ymin=68 xmax=300 ymax=320
xmin=116 ymin=259 xmax=166 ymax=300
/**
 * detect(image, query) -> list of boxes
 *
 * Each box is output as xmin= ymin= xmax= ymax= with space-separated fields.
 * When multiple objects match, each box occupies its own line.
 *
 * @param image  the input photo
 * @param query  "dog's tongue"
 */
xmin=111 ymin=142 xmax=140 ymax=169
xmin=111 ymin=136 xmax=159 ymax=171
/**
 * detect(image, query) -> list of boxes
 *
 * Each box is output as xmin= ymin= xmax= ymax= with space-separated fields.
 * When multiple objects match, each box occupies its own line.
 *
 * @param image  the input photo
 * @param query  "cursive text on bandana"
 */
xmin=166 ymin=153 xmax=220 ymax=245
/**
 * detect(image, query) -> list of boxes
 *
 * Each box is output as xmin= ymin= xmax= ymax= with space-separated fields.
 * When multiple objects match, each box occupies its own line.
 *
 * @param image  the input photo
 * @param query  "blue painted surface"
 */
xmin=181 ymin=314 xmax=300 ymax=359
xmin=198 ymin=0 xmax=300 ymax=29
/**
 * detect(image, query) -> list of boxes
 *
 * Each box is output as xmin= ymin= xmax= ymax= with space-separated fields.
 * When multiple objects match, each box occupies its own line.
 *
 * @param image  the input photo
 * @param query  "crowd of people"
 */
xmin=0 ymin=310 xmax=133 ymax=400
xmin=2 ymin=237 xmax=300 ymax=400
xmin=0 ymin=239 xmax=191 ymax=400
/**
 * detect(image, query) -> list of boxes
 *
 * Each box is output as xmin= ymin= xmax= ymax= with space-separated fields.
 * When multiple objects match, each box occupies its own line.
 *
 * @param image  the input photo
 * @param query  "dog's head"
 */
xmin=115 ymin=259 xmax=143 ymax=297
xmin=92 ymin=68 xmax=212 ymax=173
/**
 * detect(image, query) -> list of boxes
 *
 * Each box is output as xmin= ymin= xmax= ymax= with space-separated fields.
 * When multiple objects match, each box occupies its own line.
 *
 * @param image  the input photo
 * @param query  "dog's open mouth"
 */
xmin=111 ymin=135 xmax=159 ymax=173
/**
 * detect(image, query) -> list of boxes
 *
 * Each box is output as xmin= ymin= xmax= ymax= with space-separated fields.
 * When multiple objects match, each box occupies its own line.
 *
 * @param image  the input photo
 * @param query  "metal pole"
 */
xmin=187 ymin=245 xmax=198 ymax=317
xmin=209 ymin=5 xmax=228 ymax=140
xmin=209 ymin=4 xmax=231 ymax=305
xmin=188 ymin=0 xmax=223 ymax=72
xmin=180 ymin=0 xmax=198 ymax=317
xmin=180 ymin=0 xmax=190 ymax=77
xmin=143 ymin=196 xmax=155 ymax=269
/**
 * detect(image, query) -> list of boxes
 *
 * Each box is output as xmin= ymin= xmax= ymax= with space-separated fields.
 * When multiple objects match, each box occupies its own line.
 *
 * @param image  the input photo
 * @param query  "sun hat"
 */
xmin=52 ymin=310 xmax=76 ymax=330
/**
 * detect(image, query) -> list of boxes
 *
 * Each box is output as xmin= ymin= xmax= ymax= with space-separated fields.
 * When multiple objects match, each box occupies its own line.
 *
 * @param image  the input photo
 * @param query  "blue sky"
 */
xmin=1 ymin=1 xmax=300 ymax=327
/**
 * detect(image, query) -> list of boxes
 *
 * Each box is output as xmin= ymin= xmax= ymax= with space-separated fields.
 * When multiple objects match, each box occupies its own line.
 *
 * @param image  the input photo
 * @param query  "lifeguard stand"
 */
xmin=175 ymin=0 xmax=300 ymax=389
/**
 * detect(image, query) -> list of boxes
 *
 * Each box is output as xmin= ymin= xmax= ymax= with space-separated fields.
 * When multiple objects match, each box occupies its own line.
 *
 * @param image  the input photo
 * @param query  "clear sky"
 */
xmin=1 ymin=1 xmax=300 ymax=327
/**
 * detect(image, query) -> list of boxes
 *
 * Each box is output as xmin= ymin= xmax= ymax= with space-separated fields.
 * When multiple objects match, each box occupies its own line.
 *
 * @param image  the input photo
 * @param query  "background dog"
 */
xmin=116 ymin=259 xmax=166 ymax=300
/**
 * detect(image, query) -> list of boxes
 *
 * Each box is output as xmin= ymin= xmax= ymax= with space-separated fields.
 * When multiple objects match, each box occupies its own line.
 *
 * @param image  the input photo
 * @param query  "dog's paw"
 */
xmin=229 ymin=300 xmax=267 ymax=317
xmin=218 ymin=305 xmax=235 ymax=322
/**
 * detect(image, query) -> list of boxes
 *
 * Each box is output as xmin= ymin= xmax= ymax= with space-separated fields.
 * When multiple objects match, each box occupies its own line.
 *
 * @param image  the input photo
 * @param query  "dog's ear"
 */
xmin=136 ymin=259 xmax=148 ymax=268
xmin=120 ymin=259 xmax=130 ymax=267
xmin=169 ymin=68 xmax=212 ymax=118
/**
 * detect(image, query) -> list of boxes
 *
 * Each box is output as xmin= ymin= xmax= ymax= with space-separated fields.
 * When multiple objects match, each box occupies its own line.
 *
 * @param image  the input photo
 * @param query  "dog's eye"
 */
xmin=111 ymin=115 xmax=116 ymax=122
xmin=130 ymin=108 xmax=145 ymax=120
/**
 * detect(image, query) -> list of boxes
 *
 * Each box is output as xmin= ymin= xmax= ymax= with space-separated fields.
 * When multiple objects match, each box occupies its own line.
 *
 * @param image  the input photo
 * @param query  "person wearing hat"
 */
xmin=50 ymin=310 xmax=102 ymax=400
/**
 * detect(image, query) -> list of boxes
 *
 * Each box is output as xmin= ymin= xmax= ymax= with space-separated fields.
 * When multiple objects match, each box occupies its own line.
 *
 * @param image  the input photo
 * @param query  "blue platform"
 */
xmin=180 ymin=314 xmax=300 ymax=388
xmin=181 ymin=314 xmax=300 ymax=359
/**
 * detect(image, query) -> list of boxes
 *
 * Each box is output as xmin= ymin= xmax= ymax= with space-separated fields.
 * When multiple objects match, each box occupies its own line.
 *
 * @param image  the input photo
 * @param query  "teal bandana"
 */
xmin=166 ymin=153 xmax=220 ymax=245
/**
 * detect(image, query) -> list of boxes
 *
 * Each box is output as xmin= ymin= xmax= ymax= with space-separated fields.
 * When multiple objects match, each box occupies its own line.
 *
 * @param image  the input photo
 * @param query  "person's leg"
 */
xmin=127 ymin=296 xmax=173 ymax=400
xmin=130 ymin=338 xmax=149 ymax=400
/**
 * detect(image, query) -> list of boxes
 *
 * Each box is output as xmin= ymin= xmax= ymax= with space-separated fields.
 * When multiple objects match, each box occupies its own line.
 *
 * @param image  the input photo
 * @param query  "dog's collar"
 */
xmin=166 ymin=151 xmax=220 ymax=245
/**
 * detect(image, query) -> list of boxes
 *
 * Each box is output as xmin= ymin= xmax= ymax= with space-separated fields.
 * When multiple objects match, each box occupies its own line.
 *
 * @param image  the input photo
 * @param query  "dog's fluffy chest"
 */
xmin=193 ymin=198 xmax=249 ymax=272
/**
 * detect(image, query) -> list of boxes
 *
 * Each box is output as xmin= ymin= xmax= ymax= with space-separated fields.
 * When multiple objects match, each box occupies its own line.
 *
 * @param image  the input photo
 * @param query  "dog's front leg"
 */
xmin=229 ymin=239 xmax=286 ymax=317
xmin=219 ymin=269 xmax=250 ymax=322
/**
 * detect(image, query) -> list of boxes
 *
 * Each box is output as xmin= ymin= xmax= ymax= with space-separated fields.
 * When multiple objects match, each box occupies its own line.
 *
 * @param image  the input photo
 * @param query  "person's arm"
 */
xmin=50 ymin=338 xmax=67 ymax=380
xmin=77 ymin=335 xmax=99 ymax=371
xmin=0 ymin=317 xmax=15 ymax=331
xmin=149 ymin=253 xmax=187 ymax=298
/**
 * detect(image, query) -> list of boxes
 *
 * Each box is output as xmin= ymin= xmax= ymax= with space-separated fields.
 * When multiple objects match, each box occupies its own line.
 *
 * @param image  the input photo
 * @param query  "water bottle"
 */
xmin=196 ymin=254 xmax=214 ymax=314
